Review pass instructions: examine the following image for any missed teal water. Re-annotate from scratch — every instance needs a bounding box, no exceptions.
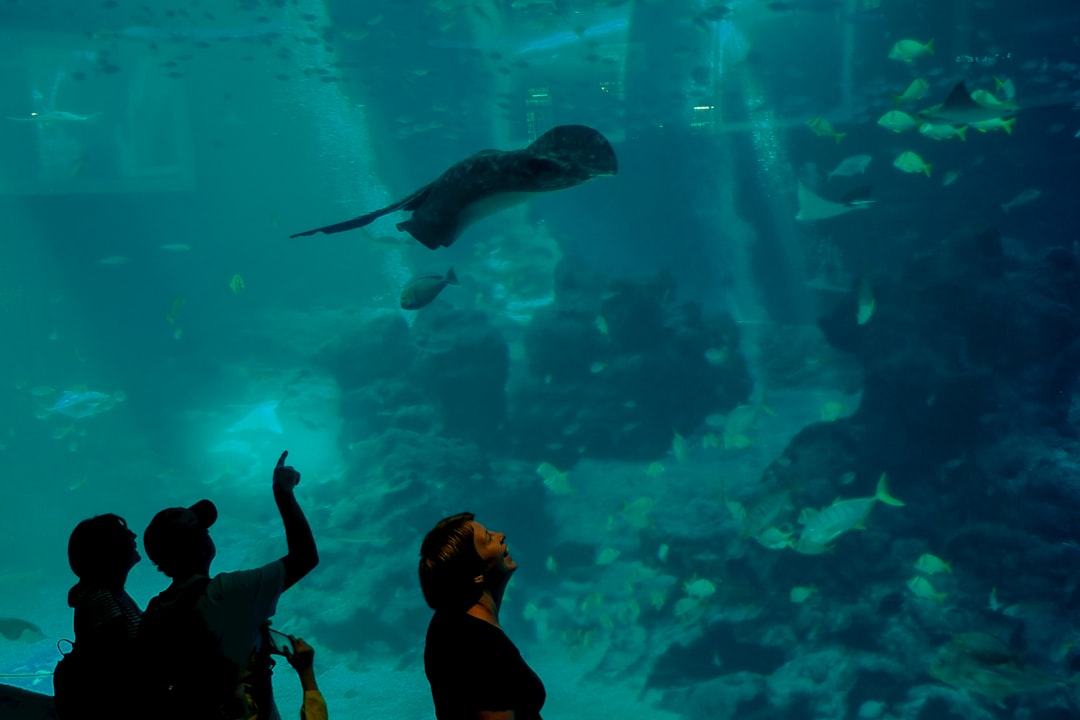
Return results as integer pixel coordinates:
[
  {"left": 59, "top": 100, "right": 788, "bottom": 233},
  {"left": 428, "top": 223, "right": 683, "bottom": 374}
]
[{"left": 2, "top": 1, "right": 1079, "bottom": 718}]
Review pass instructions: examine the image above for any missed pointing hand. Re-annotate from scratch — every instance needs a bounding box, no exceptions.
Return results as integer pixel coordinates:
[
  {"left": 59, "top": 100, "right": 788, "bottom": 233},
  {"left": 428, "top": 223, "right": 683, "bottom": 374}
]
[{"left": 273, "top": 450, "right": 301, "bottom": 492}]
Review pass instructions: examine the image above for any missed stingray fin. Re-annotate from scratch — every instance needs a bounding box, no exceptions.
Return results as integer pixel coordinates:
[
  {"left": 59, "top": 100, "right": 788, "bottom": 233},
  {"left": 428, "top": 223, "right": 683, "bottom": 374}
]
[
  {"left": 396, "top": 218, "right": 443, "bottom": 249},
  {"left": 399, "top": 183, "right": 433, "bottom": 212},
  {"left": 528, "top": 124, "right": 618, "bottom": 176},
  {"left": 290, "top": 183, "right": 433, "bottom": 238}
]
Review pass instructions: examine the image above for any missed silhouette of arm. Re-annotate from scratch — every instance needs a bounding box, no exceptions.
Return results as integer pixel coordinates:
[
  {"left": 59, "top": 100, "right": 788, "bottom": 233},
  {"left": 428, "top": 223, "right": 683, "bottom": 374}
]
[{"left": 272, "top": 451, "right": 319, "bottom": 590}]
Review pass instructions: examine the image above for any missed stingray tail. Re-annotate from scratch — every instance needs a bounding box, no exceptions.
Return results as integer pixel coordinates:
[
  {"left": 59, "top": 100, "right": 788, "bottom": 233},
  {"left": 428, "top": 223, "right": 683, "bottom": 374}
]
[
  {"left": 289, "top": 211, "right": 384, "bottom": 238},
  {"left": 290, "top": 184, "right": 432, "bottom": 238}
]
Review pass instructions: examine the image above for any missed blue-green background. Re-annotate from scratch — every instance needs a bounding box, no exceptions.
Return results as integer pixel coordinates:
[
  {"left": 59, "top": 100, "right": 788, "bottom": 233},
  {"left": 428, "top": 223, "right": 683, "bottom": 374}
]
[{"left": 1, "top": 1, "right": 1079, "bottom": 718}]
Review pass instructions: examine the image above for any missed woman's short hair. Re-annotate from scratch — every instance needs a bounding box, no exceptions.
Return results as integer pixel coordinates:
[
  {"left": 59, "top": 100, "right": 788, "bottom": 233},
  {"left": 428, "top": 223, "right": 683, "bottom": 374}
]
[
  {"left": 68, "top": 514, "right": 131, "bottom": 582},
  {"left": 418, "top": 512, "right": 486, "bottom": 611}
]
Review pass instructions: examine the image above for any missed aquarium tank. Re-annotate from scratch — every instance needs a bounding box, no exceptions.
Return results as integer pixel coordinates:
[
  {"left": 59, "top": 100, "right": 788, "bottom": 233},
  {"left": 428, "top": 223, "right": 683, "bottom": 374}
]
[{"left": 1, "top": 0, "right": 1080, "bottom": 718}]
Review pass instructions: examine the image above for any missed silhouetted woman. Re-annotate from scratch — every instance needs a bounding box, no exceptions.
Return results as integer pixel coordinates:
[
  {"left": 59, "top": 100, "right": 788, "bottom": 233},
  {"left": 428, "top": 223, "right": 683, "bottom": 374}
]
[
  {"left": 57, "top": 514, "right": 142, "bottom": 719},
  {"left": 420, "top": 512, "right": 545, "bottom": 720}
]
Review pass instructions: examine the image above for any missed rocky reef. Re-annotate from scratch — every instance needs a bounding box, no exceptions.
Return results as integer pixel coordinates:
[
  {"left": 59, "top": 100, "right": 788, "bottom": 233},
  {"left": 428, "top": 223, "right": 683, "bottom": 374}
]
[
  {"left": 511, "top": 259, "right": 752, "bottom": 466},
  {"left": 630, "top": 226, "right": 1080, "bottom": 718},
  {"left": 304, "top": 225, "right": 1080, "bottom": 719},
  {"left": 319, "top": 302, "right": 509, "bottom": 450},
  {"left": 310, "top": 260, "right": 752, "bottom": 660}
]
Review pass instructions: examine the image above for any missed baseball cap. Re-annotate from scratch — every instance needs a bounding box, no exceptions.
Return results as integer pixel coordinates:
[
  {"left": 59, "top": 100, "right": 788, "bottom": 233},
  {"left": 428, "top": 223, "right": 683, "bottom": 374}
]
[{"left": 143, "top": 499, "right": 218, "bottom": 569}]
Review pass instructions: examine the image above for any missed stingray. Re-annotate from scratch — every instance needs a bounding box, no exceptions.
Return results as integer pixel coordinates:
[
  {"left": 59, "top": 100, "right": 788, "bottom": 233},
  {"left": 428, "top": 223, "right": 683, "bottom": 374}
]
[
  {"left": 795, "top": 182, "right": 873, "bottom": 222},
  {"left": 0, "top": 617, "right": 45, "bottom": 643},
  {"left": 291, "top": 124, "right": 618, "bottom": 250}
]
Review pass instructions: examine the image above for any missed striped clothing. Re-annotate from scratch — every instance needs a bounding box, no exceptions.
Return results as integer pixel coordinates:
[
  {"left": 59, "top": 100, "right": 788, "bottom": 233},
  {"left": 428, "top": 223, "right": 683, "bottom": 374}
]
[
  {"left": 71, "top": 584, "right": 142, "bottom": 647},
  {"left": 60, "top": 584, "right": 143, "bottom": 720}
]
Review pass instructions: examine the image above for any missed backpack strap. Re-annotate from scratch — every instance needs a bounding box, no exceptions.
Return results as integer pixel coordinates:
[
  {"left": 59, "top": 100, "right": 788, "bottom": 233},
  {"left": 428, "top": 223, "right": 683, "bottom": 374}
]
[
  {"left": 144, "top": 575, "right": 212, "bottom": 613},
  {"left": 139, "top": 575, "right": 245, "bottom": 720}
]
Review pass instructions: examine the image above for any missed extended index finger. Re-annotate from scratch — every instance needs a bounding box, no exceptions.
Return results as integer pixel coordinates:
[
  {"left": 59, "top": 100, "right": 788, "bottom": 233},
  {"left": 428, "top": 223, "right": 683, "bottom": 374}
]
[{"left": 277, "top": 450, "right": 289, "bottom": 468}]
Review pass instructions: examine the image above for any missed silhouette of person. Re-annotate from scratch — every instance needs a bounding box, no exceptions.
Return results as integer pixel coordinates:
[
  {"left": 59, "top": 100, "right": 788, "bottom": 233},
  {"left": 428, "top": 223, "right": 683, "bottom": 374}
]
[
  {"left": 139, "top": 450, "right": 319, "bottom": 720},
  {"left": 58, "top": 514, "right": 142, "bottom": 720},
  {"left": 419, "top": 512, "right": 545, "bottom": 720}
]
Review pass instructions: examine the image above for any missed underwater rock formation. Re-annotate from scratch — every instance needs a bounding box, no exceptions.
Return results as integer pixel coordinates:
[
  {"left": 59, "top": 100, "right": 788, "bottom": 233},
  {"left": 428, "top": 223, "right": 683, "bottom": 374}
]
[
  {"left": 767, "top": 225, "right": 1080, "bottom": 522},
  {"left": 319, "top": 304, "right": 509, "bottom": 449},
  {"left": 319, "top": 312, "right": 422, "bottom": 443},
  {"left": 309, "top": 307, "right": 513, "bottom": 655},
  {"left": 411, "top": 302, "right": 510, "bottom": 448},
  {"left": 511, "top": 260, "right": 751, "bottom": 465},
  {"left": 816, "top": 225, "right": 1080, "bottom": 474},
  {"left": 710, "top": 226, "right": 1080, "bottom": 719},
  {"left": 305, "top": 426, "right": 493, "bottom": 653}
]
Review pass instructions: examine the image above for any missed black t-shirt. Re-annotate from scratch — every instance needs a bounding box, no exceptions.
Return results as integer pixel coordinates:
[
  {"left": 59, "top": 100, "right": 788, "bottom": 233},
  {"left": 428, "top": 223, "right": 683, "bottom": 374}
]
[{"left": 424, "top": 611, "right": 545, "bottom": 720}]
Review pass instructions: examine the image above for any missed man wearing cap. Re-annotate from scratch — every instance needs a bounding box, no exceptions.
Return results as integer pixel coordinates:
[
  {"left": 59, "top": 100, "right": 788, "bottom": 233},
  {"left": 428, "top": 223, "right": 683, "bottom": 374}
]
[{"left": 139, "top": 450, "right": 319, "bottom": 720}]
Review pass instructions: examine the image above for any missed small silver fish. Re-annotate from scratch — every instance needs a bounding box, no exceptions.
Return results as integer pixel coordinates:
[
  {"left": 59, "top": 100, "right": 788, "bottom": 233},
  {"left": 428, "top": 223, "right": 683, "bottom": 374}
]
[
  {"left": 7, "top": 110, "right": 101, "bottom": 124},
  {"left": 400, "top": 267, "right": 458, "bottom": 310},
  {"left": 47, "top": 389, "right": 124, "bottom": 419},
  {"left": 827, "top": 154, "right": 872, "bottom": 179},
  {"left": 1001, "top": 188, "right": 1041, "bottom": 213}
]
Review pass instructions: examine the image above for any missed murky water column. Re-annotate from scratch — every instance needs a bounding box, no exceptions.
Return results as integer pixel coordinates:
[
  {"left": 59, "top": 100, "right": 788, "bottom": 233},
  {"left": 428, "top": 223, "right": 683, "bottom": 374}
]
[
  {"left": 278, "top": 0, "right": 410, "bottom": 291},
  {"left": 704, "top": 20, "right": 764, "bottom": 326},
  {"left": 738, "top": 69, "right": 817, "bottom": 326},
  {"left": 706, "top": 16, "right": 817, "bottom": 397}
]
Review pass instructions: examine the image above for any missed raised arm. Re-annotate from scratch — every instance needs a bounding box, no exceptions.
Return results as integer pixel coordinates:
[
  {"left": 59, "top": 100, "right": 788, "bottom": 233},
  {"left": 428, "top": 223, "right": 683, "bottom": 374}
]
[{"left": 272, "top": 451, "right": 319, "bottom": 590}]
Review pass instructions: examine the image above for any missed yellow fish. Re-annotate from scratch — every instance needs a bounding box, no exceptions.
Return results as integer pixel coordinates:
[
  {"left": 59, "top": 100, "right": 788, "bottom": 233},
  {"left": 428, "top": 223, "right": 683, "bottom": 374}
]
[
  {"left": 915, "top": 553, "right": 952, "bottom": 575},
  {"left": 877, "top": 110, "right": 920, "bottom": 133},
  {"left": 795, "top": 474, "right": 903, "bottom": 554},
  {"left": 537, "top": 462, "right": 575, "bottom": 495},
  {"left": 888, "top": 38, "right": 934, "bottom": 62},
  {"left": 621, "top": 497, "right": 654, "bottom": 530},
  {"left": 893, "top": 151, "right": 932, "bottom": 177},
  {"left": 165, "top": 296, "right": 186, "bottom": 325},
  {"left": 650, "top": 590, "right": 667, "bottom": 611},
  {"left": 229, "top": 274, "right": 245, "bottom": 295},
  {"left": 672, "top": 430, "right": 690, "bottom": 464},
  {"left": 820, "top": 401, "right": 846, "bottom": 421},
  {"left": 970, "top": 117, "right": 1016, "bottom": 135},
  {"left": 684, "top": 577, "right": 716, "bottom": 598},
  {"left": 918, "top": 123, "right": 968, "bottom": 142},
  {"left": 907, "top": 576, "right": 946, "bottom": 604},
  {"left": 894, "top": 78, "right": 929, "bottom": 104},
  {"left": 857, "top": 276, "right": 875, "bottom": 325},
  {"left": 807, "top": 116, "right": 846, "bottom": 143},
  {"left": 596, "top": 548, "right": 621, "bottom": 565}
]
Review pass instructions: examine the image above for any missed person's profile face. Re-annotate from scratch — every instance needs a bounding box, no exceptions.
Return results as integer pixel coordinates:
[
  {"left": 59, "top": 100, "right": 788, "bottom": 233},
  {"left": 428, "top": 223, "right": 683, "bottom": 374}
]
[
  {"left": 126, "top": 527, "right": 141, "bottom": 568},
  {"left": 471, "top": 521, "right": 516, "bottom": 577}
]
